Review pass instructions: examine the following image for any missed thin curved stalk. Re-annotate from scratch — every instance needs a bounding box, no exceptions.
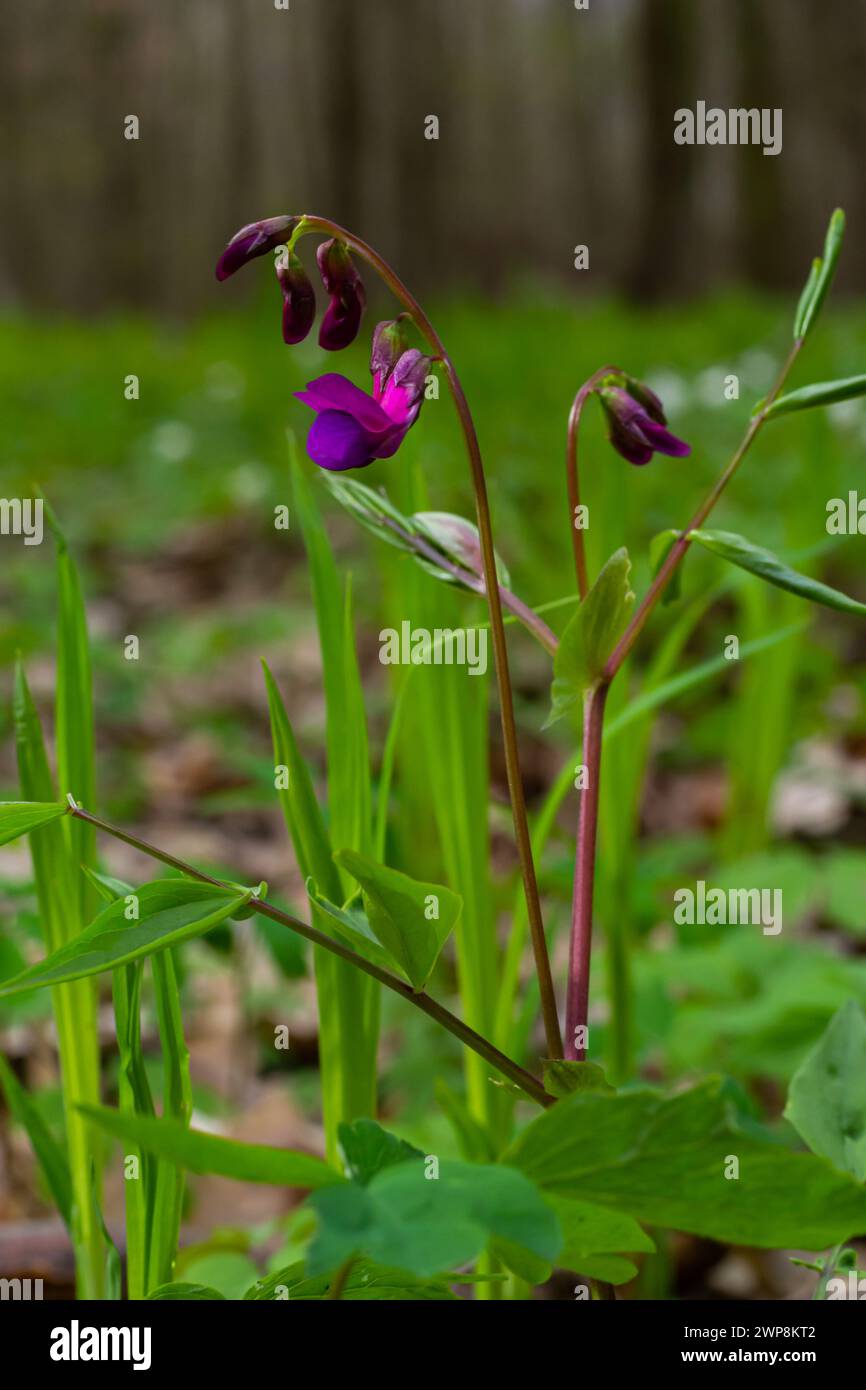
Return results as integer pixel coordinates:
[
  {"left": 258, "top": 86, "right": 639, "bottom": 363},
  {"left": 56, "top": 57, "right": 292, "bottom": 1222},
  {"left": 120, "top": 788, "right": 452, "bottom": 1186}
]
[
  {"left": 565, "top": 365, "right": 623, "bottom": 598},
  {"left": 297, "top": 215, "right": 562, "bottom": 1060},
  {"left": 68, "top": 805, "right": 552, "bottom": 1109},
  {"left": 565, "top": 338, "right": 805, "bottom": 1059}
]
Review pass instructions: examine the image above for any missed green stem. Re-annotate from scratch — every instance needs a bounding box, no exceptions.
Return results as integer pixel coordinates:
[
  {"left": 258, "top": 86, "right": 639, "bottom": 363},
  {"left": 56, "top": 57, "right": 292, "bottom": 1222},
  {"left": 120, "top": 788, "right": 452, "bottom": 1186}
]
[
  {"left": 297, "top": 216, "right": 563, "bottom": 1062},
  {"left": 68, "top": 805, "right": 552, "bottom": 1110}
]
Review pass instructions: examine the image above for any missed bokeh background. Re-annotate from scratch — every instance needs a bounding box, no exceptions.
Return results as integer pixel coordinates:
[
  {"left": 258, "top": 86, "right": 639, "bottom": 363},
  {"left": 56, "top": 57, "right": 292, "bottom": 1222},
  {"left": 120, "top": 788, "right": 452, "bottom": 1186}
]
[{"left": 2, "top": 0, "right": 866, "bottom": 1299}]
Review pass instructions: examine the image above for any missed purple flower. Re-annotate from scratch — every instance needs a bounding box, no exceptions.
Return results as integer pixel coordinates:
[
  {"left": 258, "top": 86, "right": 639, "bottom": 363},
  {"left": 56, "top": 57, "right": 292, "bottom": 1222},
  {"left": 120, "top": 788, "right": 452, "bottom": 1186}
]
[
  {"left": 276, "top": 250, "right": 316, "bottom": 345},
  {"left": 316, "top": 239, "right": 366, "bottom": 351},
  {"left": 296, "top": 341, "right": 431, "bottom": 472},
  {"left": 215, "top": 216, "right": 298, "bottom": 282},
  {"left": 598, "top": 385, "right": 691, "bottom": 466}
]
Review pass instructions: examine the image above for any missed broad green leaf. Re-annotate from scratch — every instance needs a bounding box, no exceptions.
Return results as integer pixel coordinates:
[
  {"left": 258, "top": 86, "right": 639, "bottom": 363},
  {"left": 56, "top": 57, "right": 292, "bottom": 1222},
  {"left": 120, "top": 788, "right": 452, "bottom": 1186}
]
[
  {"left": 337, "top": 1119, "right": 423, "bottom": 1185},
  {"left": 147, "top": 1283, "right": 226, "bottom": 1301},
  {"left": 689, "top": 529, "right": 866, "bottom": 616},
  {"left": 763, "top": 373, "right": 866, "bottom": 420},
  {"left": 504, "top": 1078, "right": 866, "bottom": 1249},
  {"left": 794, "top": 208, "right": 845, "bottom": 341},
  {"left": 334, "top": 848, "right": 462, "bottom": 991},
  {"left": 0, "top": 801, "right": 69, "bottom": 846},
  {"left": 179, "top": 1251, "right": 260, "bottom": 1301},
  {"left": 244, "top": 1258, "right": 457, "bottom": 1301},
  {"left": 547, "top": 547, "right": 634, "bottom": 726},
  {"left": 785, "top": 1001, "right": 866, "bottom": 1180},
  {"left": 0, "top": 1053, "right": 72, "bottom": 1227},
  {"left": 307, "top": 1158, "right": 560, "bottom": 1279},
  {"left": 0, "top": 880, "right": 252, "bottom": 998},
  {"left": 80, "top": 1105, "right": 342, "bottom": 1189},
  {"left": 552, "top": 1196, "right": 654, "bottom": 1267},
  {"left": 542, "top": 1060, "right": 614, "bottom": 1098}
]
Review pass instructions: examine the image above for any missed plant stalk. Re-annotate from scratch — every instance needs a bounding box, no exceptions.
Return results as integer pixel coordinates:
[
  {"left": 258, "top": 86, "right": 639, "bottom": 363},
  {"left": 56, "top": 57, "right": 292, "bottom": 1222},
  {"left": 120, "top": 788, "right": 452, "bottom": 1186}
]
[
  {"left": 69, "top": 805, "right": 553, "bottom": 1109},
  {"left": 566, "top": 366, "right": 623, "bottom": 599},
  {"left": 298, "top": 215, "right": 562, "bottom": 1060},
  {"left": 565, "top": 339, "right": 805, "bottom": 1055}
]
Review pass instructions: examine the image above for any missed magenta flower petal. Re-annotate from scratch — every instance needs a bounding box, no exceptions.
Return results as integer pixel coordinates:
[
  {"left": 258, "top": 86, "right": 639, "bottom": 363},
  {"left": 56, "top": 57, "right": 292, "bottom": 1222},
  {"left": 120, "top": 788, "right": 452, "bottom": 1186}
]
[
  {"left": 599, "top": 385, "right": 690, "bottom": 467},
  {"left": 295, "top": 373, "right": 394, "bottom": 435},
  {"left": 306, "top": 410, "right": 378, "bottom": 472}
]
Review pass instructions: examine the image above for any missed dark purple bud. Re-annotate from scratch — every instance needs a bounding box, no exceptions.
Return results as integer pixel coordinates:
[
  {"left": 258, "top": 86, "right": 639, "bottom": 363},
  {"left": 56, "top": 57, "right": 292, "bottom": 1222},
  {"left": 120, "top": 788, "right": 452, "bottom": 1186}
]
[
  {"left": 317, "top": 239, "right": 366, "bottom": 350},
  {"left": 276, "top": 250, "right": 316, "bottom": 345},
  {"left": 215, "top": 215, "right": 299, "bottom": 282},
  {"left": 599, "top": 385, "right": 691, "bottom": 467},
  {"left": 621, "top": 373, "right": 667, "bottom": 425},
  {"left": 370, "top": 319, "right": 409, "bottom": 394}
]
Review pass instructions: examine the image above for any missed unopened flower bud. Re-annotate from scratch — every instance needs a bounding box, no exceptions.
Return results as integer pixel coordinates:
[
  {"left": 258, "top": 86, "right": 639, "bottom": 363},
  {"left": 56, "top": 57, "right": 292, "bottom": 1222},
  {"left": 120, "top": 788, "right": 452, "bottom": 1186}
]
[
  {"left": 215, "top": 215, "right": 299, "bottom": 282},
  {"left": 598, "top": 385, "right": 691, "bottom": 467},
  {"left": 276, "top": 250, "right": 316, "bottom": 345},
  {"left": 316, "top": 239, "right": 366, "bottom": 351},
  {"left": 370, "top": 319, "right": 410, "bottom": 394}
]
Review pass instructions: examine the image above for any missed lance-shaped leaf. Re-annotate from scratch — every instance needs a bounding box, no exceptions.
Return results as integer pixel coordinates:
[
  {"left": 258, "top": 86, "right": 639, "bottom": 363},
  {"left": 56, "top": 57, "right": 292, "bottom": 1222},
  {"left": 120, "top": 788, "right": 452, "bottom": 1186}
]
[
  {"left": 80, "top": 1105, "right": 341, "bottom": 1189},
  {"left": 306, "top": 1158, "right": 561, "bottom": 1278},
  {"left": 322, "top": 474, "right": 510, "bottom": 590},
  {"left": 547, "top": 547, "right": 634, "bottom": 726},
  {"left": 503, "top": 1078, "right": 866, "bottom": 1250},
  {"left": 762, "top": 373, "right": 866, "bottom": 421},
  {"left": 785, "top": 1001, "right": 866, "bottom": 1181},
  {"left": 688, "top": 529, "right": 866, "bottom": 616},
  {"left": 334, "top": 848, "right": 462, "bottom": 992},
  {"left": 0, "top": 880, "right": 253, "bottom": 999},
  {"left": 0, "top": 800, "right": 69, "bottom": 846},
  {"left": 794, "top": 208, "right": 845, "bottom": 341}
]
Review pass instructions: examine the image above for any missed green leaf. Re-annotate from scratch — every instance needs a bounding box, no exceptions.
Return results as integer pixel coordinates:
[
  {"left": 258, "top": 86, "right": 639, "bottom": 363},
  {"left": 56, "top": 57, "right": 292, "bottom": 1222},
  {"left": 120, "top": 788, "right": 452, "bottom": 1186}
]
[
  {"left": 552, "top": 1196, "right": 654, "bottom": 1268},
  {"left": 147, "top": 1283, "right": 226, "bottom": 1301},
  {"left": 333, "top": 848, "right": 462, "bottom": 991},
  {"left": 178, "top": 1252, "right": 260, "bottom": 1301},
  {"left": 308, "top": 883, "right": 396, "bottom": 975},
  {"left": 542, "top": 1060, "right": 615, "bottom": 1099},
  {"left": 785, "top": 1001, "right": 866, "bottom": 1180},
  {"left": 689, "top": 529, "right": 866, "bottom": 617},
  {"left": 763, "top": 373, "right": 866, "bottom": 420},
  {"left": 0, "top": 1053, "right": 73, "bottom": 1227},
  {"left": 79, "top": 1105, "right": 342, "bottom": 1189},
  {"left": 307, "top": 1158, "right": 561, "bottom": 1279},
  {"left": 504, "top": 1078, "right": 866, "bottom": 1249},
  {"left": 337, "top": 1119, "right": 423, "bottom": 1185},
  {"left": 244, "top": 1258, "right": 457, "bottom": 1301},
  {"left": 794, "top": 208, "right": 845, "bottom": 341},
  {"left": 822, "top": 851, "right": 866, "bottom": 935},
  {"left": 0, "top": 801, "right": 69, "bottom": 846},
  {"left": 547, "top": 547, "right": 634, "bottom": 727},
  {"left": 0, "top": 880, "right": 252, "bottom": 998}
]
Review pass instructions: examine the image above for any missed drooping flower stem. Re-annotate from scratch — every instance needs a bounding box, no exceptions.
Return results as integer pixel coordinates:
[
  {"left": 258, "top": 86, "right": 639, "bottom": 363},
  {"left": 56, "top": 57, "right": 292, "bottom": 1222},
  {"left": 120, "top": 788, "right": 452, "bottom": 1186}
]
[
  {"left": 68, "top": 804, "right": 553, "bottom": 1109},
  {"left": 566, "top": 366, "right": 624, "bottom": 598},
  {"left": 565, "top": 338, "right": 805, "bottom": 1060},
  {"left": 296, "top": 216, "right": 563, "bottom": 1061}
]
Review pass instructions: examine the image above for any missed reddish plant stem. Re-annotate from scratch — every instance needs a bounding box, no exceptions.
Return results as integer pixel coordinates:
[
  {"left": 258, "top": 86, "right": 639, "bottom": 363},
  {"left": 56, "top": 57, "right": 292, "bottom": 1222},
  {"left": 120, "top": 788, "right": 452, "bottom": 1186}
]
[
  {"left": 566, "top": 366, "right": 624, "bottom": 598},
  {"left": 564, "top": 682, "right": 608, "bottom": 1059},
  {"left": 565, "top": 339, "right": 804, "bottom": 1056},
  {"left": 299, "top": 215, "right": 563, "bottom": 1059}
]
